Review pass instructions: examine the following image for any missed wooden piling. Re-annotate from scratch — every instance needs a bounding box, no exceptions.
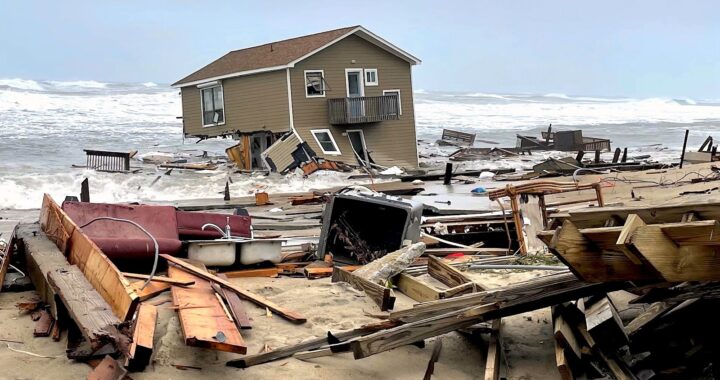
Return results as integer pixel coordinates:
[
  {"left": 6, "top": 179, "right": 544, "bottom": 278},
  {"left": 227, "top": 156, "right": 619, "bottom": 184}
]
[
  {"left": 443, "top": 163, "right": 453, "bottom": 185},
  {"left": 680, "top": 129, "right": 689, "bottom": 168},
  {"left": 80, "top": 178, "right": 90, "bottom": 203}
]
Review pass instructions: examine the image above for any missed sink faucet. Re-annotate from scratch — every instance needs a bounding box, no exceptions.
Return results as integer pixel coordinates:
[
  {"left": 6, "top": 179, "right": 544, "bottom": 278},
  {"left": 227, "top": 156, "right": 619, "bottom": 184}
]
[{"left": 201, "top": 217, "right": 232, "bottom": 239}]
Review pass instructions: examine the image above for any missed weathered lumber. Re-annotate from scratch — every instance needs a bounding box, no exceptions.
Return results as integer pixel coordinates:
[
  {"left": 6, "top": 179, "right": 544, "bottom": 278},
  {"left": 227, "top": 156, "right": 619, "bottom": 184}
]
[
  {"left": 33, "top": 309, "right": 55, "bottom": 337},
  {"left": 40, "top": 194, "right": 139, "bottom": 320},
  {"left": 168, "top": 264, "right": 247, "bottom": 354},
  {"left": 18, "top": 224, "right": 67, "bottom": 318},
  {"left": 552, "top": 307, "right": 581, "bottom": 359},
  {"left": 87, "top": 355, "right": 127, "bottom": 380},
  {"left": 127, "top": 303, "right": 157, "bottom": 371},
  {"left": 122, "top": 273, "right": 194, "bottom": 287},
  {"left": 130, "top": 281, "right": 171, "bottom": 302},
  {"left": 226, "top": 320, "right": 402, "bottom": 368},
  {"left": 584, "top": 297, "right": 628, "bottom": 350},
  {"left": 438, "top": 282, "right": 477, "bottom": 299},
  {"left": 423, "top": 338, "right": 443, "bottom": 380},
  {"left": 293, "top": 347, "right": 334, "bottom": 360},
  {"left": 353, "top": 243, "right": 426, "bottom": 284},
  {"left": 48, "top": 266, "right": 125, "bottom": 351},
  {"left": 161, "top": 254, "right": 306, "bottom": 323},
  {"left": 568, "top": 200, "right": 720, "bottom": 229},
  {"left": 221, "top": 268, "right": 280, "bottom": 278},
  {"left": 624, "top": 301, "right": 678, "bottom": 337},
  {"left": 554, "top": 341, "right": 574, "bottom": 380},
  {"left": 352, "top": 275, "right": 622, "bottom": 359},
  {"left": 215, "top": 274, "right": 252, "bottom": 329},
  {"left": 304, "top": 265, "right": 360, "bottom": 279},
  {"left": 332, "top": 267, "right": 396, "bottom": 311},
  {"left": 484, "top": 319, "right": 502, "bottom": 380},
  {"left": 428, "top": 255, "right": 483, "bottom": 291},
  {"left": 394, "top": 273, "right": 441, "bottom": 303}
]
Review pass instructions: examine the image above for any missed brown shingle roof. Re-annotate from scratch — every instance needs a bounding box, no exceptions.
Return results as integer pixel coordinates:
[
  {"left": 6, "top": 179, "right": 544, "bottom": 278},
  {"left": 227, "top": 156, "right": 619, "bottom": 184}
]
[{"left": 173, "top": 26, "right": 359, "bottom": 87}]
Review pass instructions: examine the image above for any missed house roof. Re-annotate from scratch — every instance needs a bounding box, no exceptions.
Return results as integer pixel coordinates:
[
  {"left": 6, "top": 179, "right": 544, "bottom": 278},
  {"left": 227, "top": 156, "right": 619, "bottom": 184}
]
[{"left": 172, "top": 26, "right": 421, "bottom": 87}]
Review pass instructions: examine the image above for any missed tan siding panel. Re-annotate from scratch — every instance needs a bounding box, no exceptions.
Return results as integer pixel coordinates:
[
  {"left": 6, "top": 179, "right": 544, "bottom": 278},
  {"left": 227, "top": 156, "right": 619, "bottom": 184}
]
[
  {"left": 290, "top": 35, "right": 418, "bottom": 168},
  {"left": 264, "top": 133, "right": 301, "bottom": 171},
  {"left": 182, "top": 70, "right": 291, "bottom": 138}
]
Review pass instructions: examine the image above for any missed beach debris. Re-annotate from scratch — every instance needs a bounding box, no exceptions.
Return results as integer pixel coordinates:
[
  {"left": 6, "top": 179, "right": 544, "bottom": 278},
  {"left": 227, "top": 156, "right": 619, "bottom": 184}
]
[
  {"left": 84, "top": 149, "right": 134, "bottom": 172},
  {"left": 353, "top": 242, "right": 426, "bottom": 285},
  {"left": 436, "top": 128, "right": 476, "bottom": 147}
]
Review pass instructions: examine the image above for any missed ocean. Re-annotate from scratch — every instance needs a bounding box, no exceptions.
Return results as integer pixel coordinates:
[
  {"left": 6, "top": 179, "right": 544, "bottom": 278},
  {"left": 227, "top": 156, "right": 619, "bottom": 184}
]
[{"left": 1, "top": 78, "right": 720, "bottom": 210}]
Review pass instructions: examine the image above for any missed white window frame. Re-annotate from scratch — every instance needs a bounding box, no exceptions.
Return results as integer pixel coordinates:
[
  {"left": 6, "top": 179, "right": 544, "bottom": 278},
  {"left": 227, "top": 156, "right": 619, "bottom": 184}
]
[
  {"left": 304, "top": 70, "right": 326, "bottom": 98},
  {"left": 345, "top": 68, "right": 365, "bottom": 97},
  {"left": 383, "top": 89, "right": 402, "bottom": 115},
  {"left": 199, "top": 84, "right": 226, "bottom": 128},
  {"left": 364, "top": 68, "right": 378, "bottom": 86},
  {"left": 310, "top": 129, "right": 341, "bottom": 155}
]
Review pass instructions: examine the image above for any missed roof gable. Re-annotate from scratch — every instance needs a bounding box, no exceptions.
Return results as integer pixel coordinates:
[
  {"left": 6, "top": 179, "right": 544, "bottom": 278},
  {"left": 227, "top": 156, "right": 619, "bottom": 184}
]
[{"left": 172, "top": 26, "right": 420, "bottom": 87}]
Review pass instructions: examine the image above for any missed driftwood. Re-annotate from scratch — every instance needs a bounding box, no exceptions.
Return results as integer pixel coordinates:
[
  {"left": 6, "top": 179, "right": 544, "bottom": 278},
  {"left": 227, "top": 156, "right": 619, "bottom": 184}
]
[{"left": 353, "top": 242, "right": 426, "bottom": 284}]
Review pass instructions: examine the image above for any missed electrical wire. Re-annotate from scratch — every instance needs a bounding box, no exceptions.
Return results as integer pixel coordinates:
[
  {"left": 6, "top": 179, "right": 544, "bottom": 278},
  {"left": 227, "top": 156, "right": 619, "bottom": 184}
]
[{"left": 80, "top": 217, "right": 159, "bottom": 290}]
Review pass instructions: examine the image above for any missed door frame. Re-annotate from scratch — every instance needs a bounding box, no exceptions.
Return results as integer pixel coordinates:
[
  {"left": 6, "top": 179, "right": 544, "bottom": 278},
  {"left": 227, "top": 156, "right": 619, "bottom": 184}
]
[
  {"left": 346, "top": 129, "right": 369, "bottom": 163},
  {"left": 344, "top": 68, "right": 365, "bottom": 97}
]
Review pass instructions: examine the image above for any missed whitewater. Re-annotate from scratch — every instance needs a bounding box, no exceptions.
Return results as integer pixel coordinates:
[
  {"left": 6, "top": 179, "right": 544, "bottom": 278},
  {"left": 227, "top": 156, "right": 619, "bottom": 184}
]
[{"left": 1, "top": 78, "right": 720, "bottom": 210}]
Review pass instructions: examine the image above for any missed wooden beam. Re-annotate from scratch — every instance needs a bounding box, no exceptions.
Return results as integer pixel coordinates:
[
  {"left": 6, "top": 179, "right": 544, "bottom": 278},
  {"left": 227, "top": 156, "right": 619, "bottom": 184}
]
[
  {"left": 122, "top": 273, "right": 194, "bottom": 287},
  {"left": 551, "top": 220, "right": 654, "bottom": 282},
  {"left": 439, "top": 282, "right": 477, "bottom": 299},
  {"left": 215, "top": 274, "right": 252, "bottom": 330},
  {"left": 87, "top": 355, "right": 127, "bottom": 380},
  {"left": 568, "top": 200, "right": 720, "bottom": 229},
  {"left": 40, "top": 194, "right": 138, "bottom": 320},
  {"left": 626, "top": 220, "right": 720, "bottom": 281},
  {"left": 161, "top": 254, "right": 306, "bottom": 323},
  {"left": 33, "top": 309, "right": 55, "bottom": 337},
  {"left": 484, "top": 319, "right": 502, "bottom": 380},
  {"left": 47, "top": 266, "right": 125, "bottom": 351},
  {"left": 624, "top": 301, "right": 677, "bottom": 337},
  {"left": 553, "top": 308, "right": 581, "bottom": 359},
  {"left": 394, "top": 273, "right": 441, "bottom": 303},
  {"left": 615, "top": 214, "right": 646, "bottom": 264},
  {"left": 584, "top": 297, "right": 628, "bottom": 349},
  {"left": 18, "top": 224, "right": 68, "bottom": 318},
  {"left": 221, "top": 268, "right": 280, "bottom": 278},
  {"left": 226, "top": 320, "right": 402, "bottom": 368},
  {"left": 554, "top": 341, "right": 574, "bottom": 380},
  {"left": 127, "top": 303, "right": 157, "bottom": 371},
  {"left": 658, "top": 220, "right": 720, "bottom": 246},
  {"left": 129, "top": 281, "right": 171, "bottom": 302},
  {"left": 304, "top": 266, "right": 360, "bottom": 279},
  {"left": 331, "top": 267, "right": 395, "bottom": 311},
  {"left": 428, "top": 255, "right": 482, "bottom": 290},
  {"left": 168, "top": 264, "right": 247, "bottom": 354}
]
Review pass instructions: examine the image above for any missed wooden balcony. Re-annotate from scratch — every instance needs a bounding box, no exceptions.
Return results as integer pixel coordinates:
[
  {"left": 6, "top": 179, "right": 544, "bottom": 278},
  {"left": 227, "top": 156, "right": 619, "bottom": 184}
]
[{"left": 327, "top": 95, "right": 400, "bottom": 125}]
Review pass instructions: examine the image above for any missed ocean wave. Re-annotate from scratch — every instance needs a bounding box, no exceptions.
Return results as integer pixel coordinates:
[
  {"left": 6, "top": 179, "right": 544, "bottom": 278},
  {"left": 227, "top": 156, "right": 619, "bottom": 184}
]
[
  {"left": 142, "top": 82, "right": 158, "bottom": 87},
  {"left": 47, "top": 80, "right": 108, "bottom": 89},
  {"left": 0, "top": 78, "right": 45, "bottom": 91}
]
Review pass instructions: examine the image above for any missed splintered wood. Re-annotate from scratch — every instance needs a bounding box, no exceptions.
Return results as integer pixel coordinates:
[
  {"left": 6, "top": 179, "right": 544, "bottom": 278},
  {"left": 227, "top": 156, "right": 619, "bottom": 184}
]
[
  {"left": 39, "top": 194, "right": 138, "bottom": 320},
  {"left": 169, "top": 264, "right": 247, "bottom": 354},
  {"left": 541, "top": 201, "right": 720, "bottom": 282}
]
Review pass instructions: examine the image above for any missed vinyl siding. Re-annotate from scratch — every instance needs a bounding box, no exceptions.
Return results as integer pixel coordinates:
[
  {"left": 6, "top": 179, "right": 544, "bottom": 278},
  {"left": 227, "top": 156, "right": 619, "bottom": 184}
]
[
  {"left": 290, "top": 35, "right": 418, "bottom": 168},
  {"left": 263, "top": 132, "right": 301, "bottom": 172},
  {"left": 181, "top": 70, "right": 291, "bottom": 138}
]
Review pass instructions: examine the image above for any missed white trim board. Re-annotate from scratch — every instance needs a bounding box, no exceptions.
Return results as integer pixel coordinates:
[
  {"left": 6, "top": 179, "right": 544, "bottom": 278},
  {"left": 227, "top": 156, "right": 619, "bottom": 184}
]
[
  {"left": 303, "top": 69, "right": 326, "bottom": 98},
  {"left": 364, "top": 69, "right": 378, "bottom": 86},
  {"left": 310, "top": 129, "right": 341, "bottom": 155},
  {"left": 345, "top": 68, "right": 365, "bottom": 97},
  {"left": 200, "top": 83, "right": 226, "bottom": 128}
]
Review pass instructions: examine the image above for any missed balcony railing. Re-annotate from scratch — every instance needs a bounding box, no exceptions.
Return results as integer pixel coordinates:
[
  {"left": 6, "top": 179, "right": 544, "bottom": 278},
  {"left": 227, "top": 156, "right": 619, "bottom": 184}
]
[{"left": 327, "top": 95, "right": 401, "bottom": 125}]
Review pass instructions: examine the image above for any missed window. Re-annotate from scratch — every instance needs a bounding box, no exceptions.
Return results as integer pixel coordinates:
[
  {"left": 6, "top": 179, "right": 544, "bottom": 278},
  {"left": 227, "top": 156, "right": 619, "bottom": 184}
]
[
  {"left": 201, "top": 85, "right": 225, "bottom": 126},
  {"left": 383, "top": 89, "right": 402, "bottom": 115},
  {"left": 310, "top": 129, "right": 341, "bottom": 155},
  {"left": 305, "top": 70, "right": 326, "bottom": 97},
  {"left": 364, "top": 69, "right": 378, "bottom": 86}
]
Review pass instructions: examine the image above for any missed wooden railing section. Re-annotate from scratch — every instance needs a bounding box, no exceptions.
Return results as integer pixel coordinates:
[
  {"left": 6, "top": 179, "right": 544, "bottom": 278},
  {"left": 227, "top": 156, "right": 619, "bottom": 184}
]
[{"left": 327, "top": 95, "right": 400, "bottom": 125}]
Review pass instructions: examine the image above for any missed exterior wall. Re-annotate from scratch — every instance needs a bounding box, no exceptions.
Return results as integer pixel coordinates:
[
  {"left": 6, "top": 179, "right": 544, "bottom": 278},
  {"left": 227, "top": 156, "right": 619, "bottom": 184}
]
[
  {"left": 290, "top": 35, "right": 418, "bottom": 168},
  {"left": 180, "top": 70, "right": 290, "bottom": 138}
]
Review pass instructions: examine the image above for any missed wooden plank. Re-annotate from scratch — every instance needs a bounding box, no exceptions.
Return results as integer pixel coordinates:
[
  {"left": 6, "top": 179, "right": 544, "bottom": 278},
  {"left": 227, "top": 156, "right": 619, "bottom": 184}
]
[
  {"left": 554, "top": 341, "right": 574, "bottom": 380},
  {"left": 624, "top": 301, "right": 676, "bottom": 337},
  {"left": 127, "top": 303, "right": 157, "bottom": 371},
  {"left": 221, "top": 268, "right": 280, "bottom": 278},
  {"left": 331, "top": 267, "right": 395, "bottom": 311},
  {"left": 216, "top": 274, "right": 252, "bottom": 330},
  {"left": 226, "top": 319, "right": 402, "bottom": 368},
  {"left": 615, "top": 214, "right": 646, "bottom": 264},
  {"left": 584, "top": 297, "right": 628, "bottom": 349},
  {"left": 659, "top": 220, "right": 720, "bottom": 246},
  {"left": 568, "top": 200, "right": 720, "bottom": 229},
  {"left": 626, "top": 218, "right": 720, "bottom": 281},
  {"left": 33, "top": 309, "right": 55, "bottom": 337},
  {"left": 161, "top": 254, "right": 306, "bottom": 323},
  {"left": 427, "top": 255, "right": 478, "bottom": 289},
  {"left": 87, "top": 355, "right": 127, "bottom": 380},
  {"left": 304, "top": 266, "right": 360, "bottom": 279},
  {"left": 423, "top": 338, "right": 443, "bottom": 380},
  {"left": 553, "top": 308, "right": 581, "bottom": 359},
  {"left": 438, "top": 282, "right": 476, "bottom": 299},
  {"left": 122, "top": 273, "right": 194, "bottom": 287},
  {"left": 48, "top": 266, "right": 124, "bottom": 351},
  {"left": 19, "top": 224, "right": 68, "bottom": 318},
  {"left": 168, "top": 264, "right": 247, "bottom": 354},
  {"left": 130, "top": 281, "right": 171, "bottom": 302},
  {"left": 394, "top": 273, "right": 441, "bottom": 303},
  {"left": 484, "top": 319, "right": 502, "bottom": 380},
  {"left": 550, "top": 220, "right": 655, "bottom": 282},
  {"left": 40, "top": 194, "right": 139, "bottom": 320}
]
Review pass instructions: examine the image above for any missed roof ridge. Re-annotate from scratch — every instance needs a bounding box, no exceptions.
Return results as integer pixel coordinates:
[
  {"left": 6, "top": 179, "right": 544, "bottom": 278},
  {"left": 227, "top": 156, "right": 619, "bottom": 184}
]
[{"left": 227, "top": 25, "right": 360, "bottom": 54}]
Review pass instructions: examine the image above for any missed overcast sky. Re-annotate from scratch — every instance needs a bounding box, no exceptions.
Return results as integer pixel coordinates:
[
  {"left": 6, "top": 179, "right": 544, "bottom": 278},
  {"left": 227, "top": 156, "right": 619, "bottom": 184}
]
[{"left": 1, "top": 0, "right": 718, "bottom": 98}]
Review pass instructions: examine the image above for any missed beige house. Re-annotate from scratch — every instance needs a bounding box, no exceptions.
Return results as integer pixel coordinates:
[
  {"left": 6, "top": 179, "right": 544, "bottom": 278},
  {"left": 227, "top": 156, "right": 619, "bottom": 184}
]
[{"left": 172, "top": 26, "right": 421, "bottom": 171}]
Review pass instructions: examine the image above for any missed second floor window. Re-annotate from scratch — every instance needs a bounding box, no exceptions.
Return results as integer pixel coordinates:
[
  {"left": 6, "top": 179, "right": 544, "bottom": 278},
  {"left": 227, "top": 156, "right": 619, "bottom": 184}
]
[
  {"left": 201, "top": 85, "right": 224, "bottom": 126},
  {"left": 305, "top": 70, "right": 325, "bottom": 97}
]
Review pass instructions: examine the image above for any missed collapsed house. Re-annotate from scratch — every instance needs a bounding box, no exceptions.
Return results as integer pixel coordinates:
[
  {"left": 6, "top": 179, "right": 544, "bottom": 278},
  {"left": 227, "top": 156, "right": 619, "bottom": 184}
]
[{"left": 172, "top": 26, "right": 422, "bottom": 172}]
